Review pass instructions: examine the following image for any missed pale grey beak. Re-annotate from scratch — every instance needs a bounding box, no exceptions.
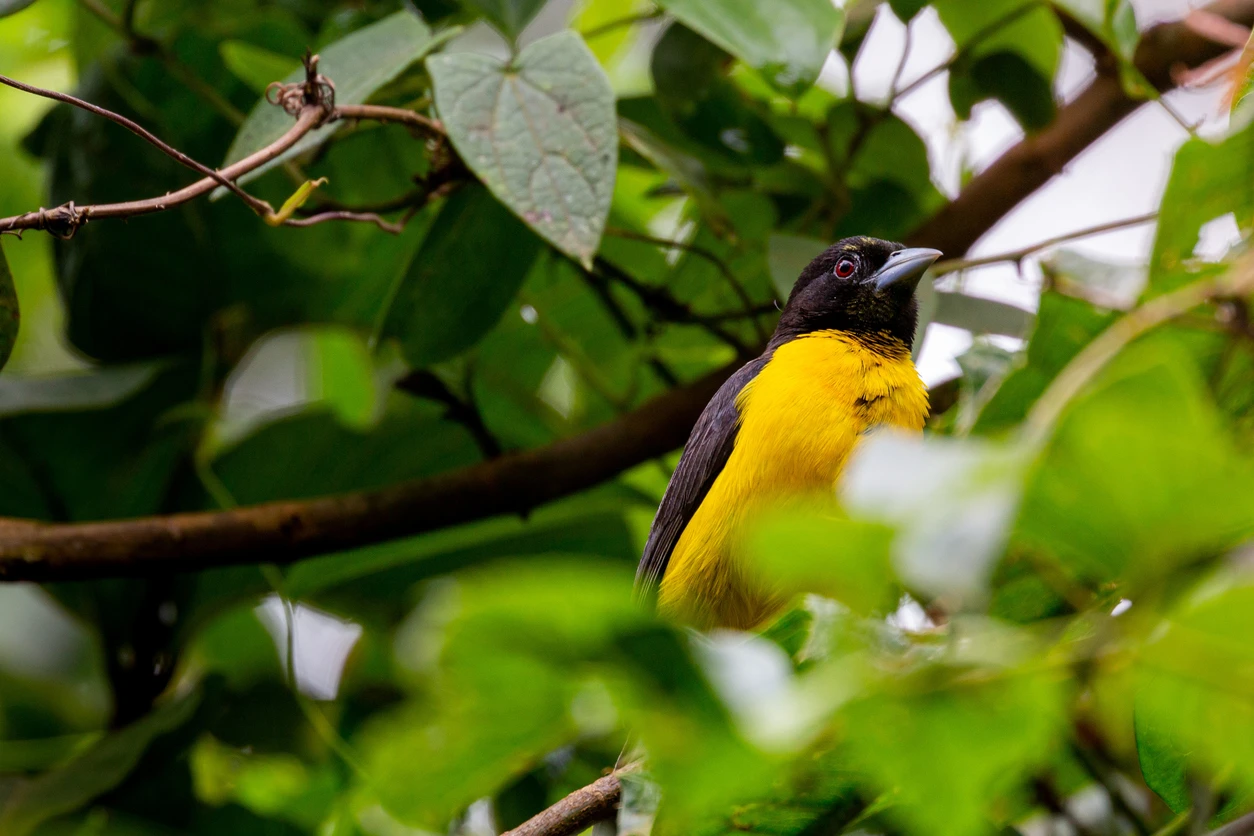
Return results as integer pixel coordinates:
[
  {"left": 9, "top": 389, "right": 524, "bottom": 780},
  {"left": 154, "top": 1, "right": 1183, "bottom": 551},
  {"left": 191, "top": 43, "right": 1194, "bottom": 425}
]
[{"left": 872, "top": 247, "right": 942, "bottom": 292}]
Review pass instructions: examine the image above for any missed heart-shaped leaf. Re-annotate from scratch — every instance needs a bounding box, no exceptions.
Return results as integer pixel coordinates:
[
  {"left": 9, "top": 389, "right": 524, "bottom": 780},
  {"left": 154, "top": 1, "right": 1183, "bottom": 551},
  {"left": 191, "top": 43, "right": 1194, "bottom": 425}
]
[
  {"left": 429, "top": 31, "right": 617, "bottom": 267},
  {"left": 219, "top": 11, "right": 443, "bottom": 191},
  {"left": 657, "top": 0, "right": 843, "bottom": 94}
]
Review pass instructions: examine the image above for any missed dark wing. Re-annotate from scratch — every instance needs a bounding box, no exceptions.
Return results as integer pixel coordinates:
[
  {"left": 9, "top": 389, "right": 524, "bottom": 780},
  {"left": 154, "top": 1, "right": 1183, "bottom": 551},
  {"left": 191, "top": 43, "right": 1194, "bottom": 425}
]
[{"left": 635, "top": 356, "right": 769, "bottom": 600}]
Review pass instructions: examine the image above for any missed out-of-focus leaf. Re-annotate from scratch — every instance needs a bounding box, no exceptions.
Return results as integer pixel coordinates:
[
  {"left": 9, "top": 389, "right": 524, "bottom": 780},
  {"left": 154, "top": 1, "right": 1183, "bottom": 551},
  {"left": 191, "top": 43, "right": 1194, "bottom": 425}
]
[
  {"left": 204, "top": 325, "right": 382, "bottom": 457},
  {"left": 458, "top": 0, "right": 546, "bottom": 39},
  {"left": 0, "top": 692, "right": 199, "bottom": 836},
  {"left": 1015, "top": 346, "right": 1254, "bottom": 584},
  {"left": 1136, "top": 578, "right": 1254, "bottom": 816},
  {"left": 0, "top": 242, "right": 19, "bottom": 373},
  {"left": 202, "top": 392, "right": 480, "bottom": 505},
  {"left": 0, "top": 363, "right": 197, "bottom": 520},
  {"left": 429, "top": 31, "right": 618, "bottom": 267},
  {"left": 655, "top": 0, "right": 843, "bottom": 94},
  {"left": 0, "top": 0, "right": 36, "bottom": 17},
  {"left": 768, "top": 233, "right": 825, "bottom": 300},
  {"left": 841, "top": 433, "right": 1029, "bottom": 605},
  {"left": 937, "top": 1, "right": 1061, "bottom": 130},
  {"left": 190, "top": 734, "right": 338, "bottom": 828},
  {"left": 1043, "top": 249, "right": 1146, "bottom": 309},
  {"left": 933, "top": 291, "right": 1034, "bottom": 338},
  {"left": 745, "top": 508, "right": 898, "bottom": 615},
  {"left": 0, "top": 365, "right": 160, "bottom": 415},
  {"left": 651, "top": 24, "right": 785, "bottom": 168},
  {"left": 1150, "top": 124, "right": 1254, "bottom": 293},
  {"left": 362, "top": 561, "right": 643, "bottom": 826},
  {"left": 220, "top": 12, "right": 442, "bottom": 190},
  {"left": 842, "top": 668, "right": 1067, "bottom": 836},
  {"left": 380, "top": 185, "right": 542, "bottom": 367},
  {"left": 974, "top": 291, "right": 1116, "bottom": 434},
  {"left": 218, "top": 40, "right": 301, "bottom": 94},
  {"left": 1053, "top": 0, "right": 1139, "bottom": 63}
]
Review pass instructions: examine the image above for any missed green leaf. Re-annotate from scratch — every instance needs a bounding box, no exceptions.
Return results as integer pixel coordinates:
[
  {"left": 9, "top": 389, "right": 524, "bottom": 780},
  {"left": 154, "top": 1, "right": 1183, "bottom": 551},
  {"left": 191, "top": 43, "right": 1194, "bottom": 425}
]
[
  {"left": 429, "top": 31, "right": 618, "bottom": 267},
  {"left": 0, "top": 242, "right": 18, "bottom": 373},
  {"left": 841, "top": 668, "right": 1067, "bottom": 836},
  {"left": 841, "top": 434, "right": 1029, "bottom": 604},
  {"left": 0, "top": 692, "right": 200, "bottom": 836},
  {"left": 218, "top": 40, "right": 302, "bottom": 94},
  {"left": 651, "top": 24, "right": 785, "bottom": 168},
  {"left": 746, "top": 509, "right": 898, "bottom": 615},
  {"left": 363, "top": 560, "right": 645, "bottom": 827},
  {"left": 0, "top": 0, "right": 36, "bottom": 18},
  {"left": 932, "top": 291, "right": 1034, "bottom": 338},
  {"left": 1052, "top": 0, "right": 1139, "bottom": 63},
  {"left": 656, "top": 0, "right": 843, "bottom": 94},
  {"left": 381, "top": 186, "right": 542, "bottom": 367},
  {"left": 1015, "top": 345, "right": 1254, "bottom": 585},
  {"left": 458, "top": 0, "right": 546, "bottom": 40},
  {"left": 974, "top": 291, "right": 1117, "bottom": 434},
  {"left": 1136, "top": 578, "right": 1254, "bottom": 816},
  {"left": 937, "top": 1, "right": 1062, "bottom": 130},
  {"left": 768, "top": 234, "right": 825, "bottom": 300},
  {"left": 220, "top": 12, "right": 442, "bottom": 190},
  {"left": 0, "top": 364, "right": 159, "bottom": 415},
  {"left": 1150, "top": 123, "right": 1254, "bottom": 293}
]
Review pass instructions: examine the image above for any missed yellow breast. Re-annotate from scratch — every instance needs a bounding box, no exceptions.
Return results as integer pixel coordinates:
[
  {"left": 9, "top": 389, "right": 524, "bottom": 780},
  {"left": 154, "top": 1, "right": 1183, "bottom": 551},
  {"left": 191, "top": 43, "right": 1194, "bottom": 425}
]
[{"left": 657, "top": 330, "right": 928, "bottom": 630}]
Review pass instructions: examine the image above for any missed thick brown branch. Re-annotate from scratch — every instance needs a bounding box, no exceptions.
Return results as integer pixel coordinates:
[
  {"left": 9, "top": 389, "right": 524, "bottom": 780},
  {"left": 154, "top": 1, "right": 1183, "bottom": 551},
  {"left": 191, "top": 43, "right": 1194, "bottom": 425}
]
[
  {"left": 0, "top": 367, "right": 736, "bottom": 581},
  {"left": 501, "top": 774, "right": 622, "bottom": 836}
]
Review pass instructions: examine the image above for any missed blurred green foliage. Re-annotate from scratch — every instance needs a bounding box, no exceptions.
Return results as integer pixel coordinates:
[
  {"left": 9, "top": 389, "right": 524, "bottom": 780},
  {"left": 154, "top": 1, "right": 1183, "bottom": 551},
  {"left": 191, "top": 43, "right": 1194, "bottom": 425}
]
[{"left": 0, "top": 0, "right": 1251, "bottom": 835}]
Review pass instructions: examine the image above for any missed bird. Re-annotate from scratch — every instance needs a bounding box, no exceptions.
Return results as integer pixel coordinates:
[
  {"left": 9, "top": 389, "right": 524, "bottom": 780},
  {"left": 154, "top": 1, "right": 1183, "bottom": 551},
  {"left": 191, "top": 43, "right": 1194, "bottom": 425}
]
[{"left": 634, "top": 237, "right": 941, "bottom": 631}]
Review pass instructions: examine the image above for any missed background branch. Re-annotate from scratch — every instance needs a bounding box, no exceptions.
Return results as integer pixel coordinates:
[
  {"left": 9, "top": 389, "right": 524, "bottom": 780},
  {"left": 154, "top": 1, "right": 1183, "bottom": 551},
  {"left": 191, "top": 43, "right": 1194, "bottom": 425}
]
[{"left": 501, "top": 773, "right": 622, "bottom": 836}]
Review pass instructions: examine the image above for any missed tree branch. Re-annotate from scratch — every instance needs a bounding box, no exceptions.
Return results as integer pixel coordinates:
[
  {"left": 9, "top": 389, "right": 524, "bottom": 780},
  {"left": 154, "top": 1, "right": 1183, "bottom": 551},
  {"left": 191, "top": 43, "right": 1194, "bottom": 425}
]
[
  {"left": 906, "top": 0, "right": 1254, "bottom": 257},
  {"left": 501, "top": 773, "right": 622, "bottom": 836},
  {"left": 0, "top": 58, "right": 449, "bottom": 239},
  {"left": 0, "top": 0, "right": 1251, "bottom": 581}
]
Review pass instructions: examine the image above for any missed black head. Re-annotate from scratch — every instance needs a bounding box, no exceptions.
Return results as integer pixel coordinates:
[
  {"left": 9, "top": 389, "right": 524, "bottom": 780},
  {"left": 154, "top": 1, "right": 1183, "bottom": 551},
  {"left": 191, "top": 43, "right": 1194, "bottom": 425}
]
[{"left": 772, "top": 236, "right": 942, "bottom": 350}]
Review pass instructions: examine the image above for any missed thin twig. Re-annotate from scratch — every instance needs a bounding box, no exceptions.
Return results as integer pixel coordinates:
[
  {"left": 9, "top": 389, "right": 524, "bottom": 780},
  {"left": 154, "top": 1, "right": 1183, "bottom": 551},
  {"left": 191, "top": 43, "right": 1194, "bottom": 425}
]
[
  {"left": 334, "top": 103, "right": 444, "bottom": 137},
  {"left": 604, "top": 227, "right": 769, "bottom": 342},
  {"left": 888, "top": 17, "right": 915, "bottom": 104},
  {"left": 501, "top": 773, "right": 622, "bottom": 836},
  {"left": 594, "top": 257, "right": 756, "bottom": 358},
  {"left": 283, "top": 210, "right": 405, "bottom": 234},
  {"left": 0, "top": 72, "right": 268, "bottom": 214},
  {"left": 395, "top": 371, "right": 504, "bottom": 459},
  {"left": 931, "top": 212, "right": 1159, "bottom": 276},
  {"left": 0, "top": 107, "right": 323, "bottom": 237}
]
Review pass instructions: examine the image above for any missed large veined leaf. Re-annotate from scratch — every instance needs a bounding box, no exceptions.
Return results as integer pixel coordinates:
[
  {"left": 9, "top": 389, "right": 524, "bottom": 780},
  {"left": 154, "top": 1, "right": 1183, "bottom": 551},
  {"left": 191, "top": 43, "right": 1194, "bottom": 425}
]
[
  {"left": 429, "top": 31, "right": 618, "bottom": 267},
  {"left": 656, "top": 0, "right": 843, "bottom": 94},
  {"left": 219, "top": 12, "right": 443, "bottom": 190},
  {"left": 380, "top": 185, "right": 542, "bottom": 367},
  {"left": 0, "top": 242, "right": 17, "bottom": 372}
]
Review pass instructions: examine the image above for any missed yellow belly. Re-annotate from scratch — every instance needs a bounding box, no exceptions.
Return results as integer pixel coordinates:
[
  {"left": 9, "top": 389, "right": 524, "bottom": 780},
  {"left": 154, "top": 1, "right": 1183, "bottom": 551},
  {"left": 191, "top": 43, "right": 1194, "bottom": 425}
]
[{"left": 657, "top": 330, "right": 928, "bottom": 630}]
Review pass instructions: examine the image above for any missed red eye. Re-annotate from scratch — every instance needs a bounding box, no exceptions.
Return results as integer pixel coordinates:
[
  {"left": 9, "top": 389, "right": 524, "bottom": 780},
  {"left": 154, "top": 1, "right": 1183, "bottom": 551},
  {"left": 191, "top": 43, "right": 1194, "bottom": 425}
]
[{"left": 834, "top": 258, "right": 856, "bottom": 278}]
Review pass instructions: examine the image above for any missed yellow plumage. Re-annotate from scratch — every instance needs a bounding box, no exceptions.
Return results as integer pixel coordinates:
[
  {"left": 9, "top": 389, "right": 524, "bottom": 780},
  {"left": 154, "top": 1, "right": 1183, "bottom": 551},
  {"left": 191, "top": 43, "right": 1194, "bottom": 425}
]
[{"left": 656, "top": 329, "right": 928, "bottom": 630}]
